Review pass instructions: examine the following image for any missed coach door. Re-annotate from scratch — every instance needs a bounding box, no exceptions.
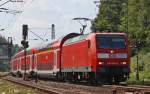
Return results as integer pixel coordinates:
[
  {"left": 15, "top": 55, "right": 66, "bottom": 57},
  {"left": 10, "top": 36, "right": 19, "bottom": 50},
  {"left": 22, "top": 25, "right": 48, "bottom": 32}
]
[
  {"left": 18, "top": 58, "right": 21, "bottom": 71},
  {"left": 16, "top": 59, "right": 18, "bottom": 71},
  {"left": 30, "top": 53, "right": 35, "bottom": 72},
  {"left": 34, "top": 54, "right": 37, "bottom": 72},
  {"left": 53, "top": 50, "right": 57, "bottom": 73}
]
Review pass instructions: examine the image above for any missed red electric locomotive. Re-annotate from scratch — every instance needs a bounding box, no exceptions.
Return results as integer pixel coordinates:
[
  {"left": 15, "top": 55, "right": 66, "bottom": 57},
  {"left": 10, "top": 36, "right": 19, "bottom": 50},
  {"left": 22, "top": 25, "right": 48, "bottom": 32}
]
[
  {"left": 10, "top": 32, "right": 130, "bottom": 83},
  {"left": 61, "top": 32, "right": 130, "bottom": 83}
]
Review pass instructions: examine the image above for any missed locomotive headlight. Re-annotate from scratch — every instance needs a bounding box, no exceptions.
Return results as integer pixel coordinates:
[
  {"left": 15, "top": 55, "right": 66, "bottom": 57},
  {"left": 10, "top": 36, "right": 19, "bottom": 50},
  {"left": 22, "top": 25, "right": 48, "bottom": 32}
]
[
  {"left": 99, "top": 62, "right": 104, "bottom": 65},
  {"left": 121, "top": 62, "right": 127, "bottom": 65}
]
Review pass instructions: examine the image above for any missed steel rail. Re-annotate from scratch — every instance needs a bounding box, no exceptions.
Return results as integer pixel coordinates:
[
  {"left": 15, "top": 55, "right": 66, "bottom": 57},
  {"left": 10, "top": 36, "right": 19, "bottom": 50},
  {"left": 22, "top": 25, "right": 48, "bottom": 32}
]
[
  {"left": 0, "top": 77, "right": 67, "bottom": 94},
  {"left": 112, "top": 85, "right": 150, "bottom": 94},
  {"left": 0, "top": 76, "right": 114, "bottom": 94},
  {"left": 1, "top": 75, "right": 150, "bottom": 94}
]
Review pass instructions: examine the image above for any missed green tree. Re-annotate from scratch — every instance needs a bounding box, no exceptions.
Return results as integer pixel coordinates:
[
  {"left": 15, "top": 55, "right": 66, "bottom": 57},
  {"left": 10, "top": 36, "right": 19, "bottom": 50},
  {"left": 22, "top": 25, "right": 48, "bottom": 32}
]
[
  {"left": 92, "top": 0, "right": 126, "bottom": 32},
  {"left": 128, "top": 0, "right": 150, "bottom": 46},
  {"left": 92, "top": 0, "right": 150, "bottom": 51},
  {"left": 0, "top": 36, "right": 22, "bottom": 71}
]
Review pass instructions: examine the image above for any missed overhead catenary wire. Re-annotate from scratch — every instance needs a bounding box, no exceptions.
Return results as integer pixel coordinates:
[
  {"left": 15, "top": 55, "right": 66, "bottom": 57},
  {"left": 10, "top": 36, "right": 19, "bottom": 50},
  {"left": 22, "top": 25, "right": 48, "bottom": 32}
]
[
  {"left": 28, "top": 29, "right": 47, "bottom": 42},
  {"left": 0, "top": 7, "right": 22, "bottom": 32},
  {"left": 0, "top": 0, "right": 34, "bottom": 32},
  {"left": 0, "top": 8, "right": 23, "bottom": 14},
  {"left": 0, "top": 0, "right": 35, "bottom": 45},
  {"left": 0, "top": 0, "right": 10, "bottom": 7},
  {"left": 29, "top": 27, "right": 51, "bottom": 38}
]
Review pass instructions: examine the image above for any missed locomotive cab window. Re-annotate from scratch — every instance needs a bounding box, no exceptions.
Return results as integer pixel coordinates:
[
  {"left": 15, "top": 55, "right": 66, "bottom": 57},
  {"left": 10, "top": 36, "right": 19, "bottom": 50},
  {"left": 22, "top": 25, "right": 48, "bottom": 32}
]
[{"left": 96, "top": 35, "right": 125, "bottom": 49}]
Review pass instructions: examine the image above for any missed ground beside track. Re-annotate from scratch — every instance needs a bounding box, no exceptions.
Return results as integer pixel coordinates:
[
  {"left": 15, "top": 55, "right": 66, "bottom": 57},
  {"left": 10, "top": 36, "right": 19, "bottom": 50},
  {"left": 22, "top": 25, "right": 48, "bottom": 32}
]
[
  {"left": 1, "top": 75, "right": 150, "bottom": 94},
  {"left": 0, "top": 79, "right": 41, "bottom": 94}
]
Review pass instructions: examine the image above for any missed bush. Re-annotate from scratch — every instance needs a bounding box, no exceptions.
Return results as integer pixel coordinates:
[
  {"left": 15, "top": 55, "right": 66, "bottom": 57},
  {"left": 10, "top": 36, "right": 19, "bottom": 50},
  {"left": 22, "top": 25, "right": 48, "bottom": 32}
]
[{"left": 128, "top": 52, "right": 150, "bottom": 85}]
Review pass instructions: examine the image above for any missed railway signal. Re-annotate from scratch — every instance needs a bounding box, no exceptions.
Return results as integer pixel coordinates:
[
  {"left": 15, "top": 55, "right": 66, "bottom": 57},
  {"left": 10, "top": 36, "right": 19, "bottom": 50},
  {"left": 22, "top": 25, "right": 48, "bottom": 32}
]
[
  {"left": 22, "top": 24, "right": 29, "bottom": 48},
  {"left": 134, "top": 40, "right": 142, "bottom": 81},
  {"left": 23, "top": 25, "right": 28, "bottom": 40},
  {"left": 8, "top": 37, "right": 13, "bottom": 61},
  {"left": 21, "top": 40, "right": 29, "bottom": 48},
  {"left": 21, "top": 24, "right": 29, "bottom": 80}
]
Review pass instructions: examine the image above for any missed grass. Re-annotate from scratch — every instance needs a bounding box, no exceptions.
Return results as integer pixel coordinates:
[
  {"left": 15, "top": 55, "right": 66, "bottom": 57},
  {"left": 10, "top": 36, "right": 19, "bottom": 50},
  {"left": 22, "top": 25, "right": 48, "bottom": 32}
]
[{"left": 0, "top": 80, "right": 39, "bottom": 94}]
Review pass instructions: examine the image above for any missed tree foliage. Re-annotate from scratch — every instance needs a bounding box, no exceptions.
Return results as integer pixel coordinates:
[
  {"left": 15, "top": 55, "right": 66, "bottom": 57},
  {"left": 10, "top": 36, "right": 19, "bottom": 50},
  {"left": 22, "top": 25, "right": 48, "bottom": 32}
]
[
  {"left": 0, "top": 36, "right": 22, "bottom": 71},
  {"left": 0, "top": 36, "right": 22, "bottom": 57},
  {"left": 92, "top": 0, "right": 126, "bottom": 32},
  {"left": 92, "top": 0, "right": 150, "bottom": 49}
]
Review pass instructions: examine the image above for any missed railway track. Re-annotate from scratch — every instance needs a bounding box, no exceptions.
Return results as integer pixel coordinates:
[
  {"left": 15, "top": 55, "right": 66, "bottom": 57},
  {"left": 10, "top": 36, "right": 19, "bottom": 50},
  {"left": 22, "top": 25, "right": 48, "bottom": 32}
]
[
  {"left": 0, "top": 75, "right": 150, "bottom": 94},
  {"left": 39, "top": 80, "right": 150, "bottom": 94},
  {"left": 0, "top": 76, "right": 113, "bottom": 94},
  {"left": 112, "top": 85, "right": 150, "bottom": 94},
  {"left": 0, "top": 76, "right": 61, "bottom": 94}
]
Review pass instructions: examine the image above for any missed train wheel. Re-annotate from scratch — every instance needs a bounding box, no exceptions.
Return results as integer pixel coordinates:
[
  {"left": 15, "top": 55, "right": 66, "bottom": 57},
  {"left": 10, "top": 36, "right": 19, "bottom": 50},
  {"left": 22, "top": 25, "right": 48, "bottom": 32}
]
[
  {"left": 29, "top": 71, "right": 35, "bottom": 79},
  {"left": 11, "top": 72, "right": 16, "bottom": 77},
  {"left": 35, "top": 72, "right": 38, "bottom": 83},
  {"left": 87, "top": 72, "right": 98, "bottom": 85},
  {"left": 114, "top": 76, "right": 120, "bottom": 84},
  {"left": 107, "top": 76, "right": 113, "bottom": 84},
  {"left": 16, "top": 71, "right": 22, "bottom": 78}
]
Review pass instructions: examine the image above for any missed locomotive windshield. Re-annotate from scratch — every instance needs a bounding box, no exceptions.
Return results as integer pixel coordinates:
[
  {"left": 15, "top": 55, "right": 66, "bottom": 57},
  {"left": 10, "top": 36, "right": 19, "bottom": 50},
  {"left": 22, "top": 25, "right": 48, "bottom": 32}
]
[{"left": 96, "top": 35, "right": 125, "bottom": 49}]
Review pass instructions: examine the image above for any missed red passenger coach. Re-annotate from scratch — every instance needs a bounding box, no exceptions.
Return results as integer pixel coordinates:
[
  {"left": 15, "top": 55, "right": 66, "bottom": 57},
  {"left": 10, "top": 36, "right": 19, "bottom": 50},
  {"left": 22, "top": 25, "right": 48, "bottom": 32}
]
[
  {"left": 10, "top": 33, "right": 80, "bottom": 79},
  {"left": 34, "top": 40, "right": 61, "bottom": 78},
  {"left": 10, "top": 32, "right": 130, "bottom": 83},
  {"left": 10, "top": 48, "right": 35, "bottom": 77}
]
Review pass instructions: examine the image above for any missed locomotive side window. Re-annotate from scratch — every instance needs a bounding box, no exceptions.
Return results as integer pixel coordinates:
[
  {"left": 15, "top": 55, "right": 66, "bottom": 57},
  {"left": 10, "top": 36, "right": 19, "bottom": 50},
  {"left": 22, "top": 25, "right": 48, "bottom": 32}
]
[
  {"left": 64, "top": 34, "right": 88, "bottom": 45},
  {"left": 96, "top": 35, "right": 125, "bottom": 49}
]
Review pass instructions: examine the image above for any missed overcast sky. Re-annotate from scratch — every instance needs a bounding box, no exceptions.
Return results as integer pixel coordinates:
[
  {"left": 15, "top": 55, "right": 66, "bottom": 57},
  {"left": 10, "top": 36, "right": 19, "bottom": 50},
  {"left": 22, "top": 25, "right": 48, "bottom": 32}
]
[{"left": 0, "top": 0, "right": 97, "bottom": 48}]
